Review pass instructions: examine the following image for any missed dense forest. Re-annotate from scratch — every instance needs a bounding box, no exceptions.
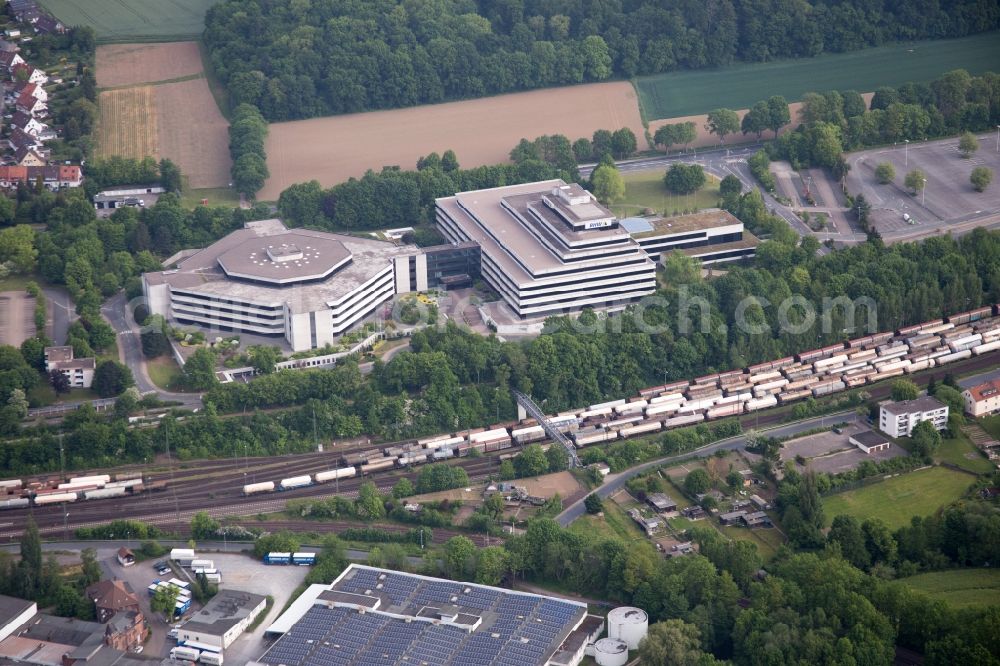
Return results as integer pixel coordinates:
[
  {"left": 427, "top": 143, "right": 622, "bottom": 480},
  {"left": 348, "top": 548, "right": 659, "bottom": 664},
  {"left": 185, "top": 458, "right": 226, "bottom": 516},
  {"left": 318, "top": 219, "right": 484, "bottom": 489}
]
[{"left": 203, "top": 0, "right": 1000, "bottom": 121}]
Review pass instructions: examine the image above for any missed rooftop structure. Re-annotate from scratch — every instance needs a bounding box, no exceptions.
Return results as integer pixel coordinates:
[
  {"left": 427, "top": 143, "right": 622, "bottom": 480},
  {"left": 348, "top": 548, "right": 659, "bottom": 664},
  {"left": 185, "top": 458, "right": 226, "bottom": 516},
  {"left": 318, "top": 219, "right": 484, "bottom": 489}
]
[
  {"left": 255, "top": 564, "right": 600, "bottom": 666},
  {"left": 143, "top": 219, "right": 420, "bottom": 351},
  {"left": 850, "top": 430, "right": 891, "bottom": 454},
  {"left": 0, "top": 595, "right": 36, "bottom": 644},
  {"left": 85, "top": 580, "right": 140, "bottom": 624},
  {"left": 627, "top": 209, "right": 758, "bottom": 265},
  {"left": 176, "top": 589, "right": 267, "bottom": 651},
  {"left": 879, "top": 396, "right": 949, "bottom": 438},
  {"left": 436, "top": 180, "right": 657, "bottom": 319},
  {"left": 43, "top": 346, "right": 94, "bottom": 389},
  {"left": 646, "top": 493, "right": 677, "bottom": 513},
  {"left": 963, "top": 379, "right": 1000, "bottom": 417}
]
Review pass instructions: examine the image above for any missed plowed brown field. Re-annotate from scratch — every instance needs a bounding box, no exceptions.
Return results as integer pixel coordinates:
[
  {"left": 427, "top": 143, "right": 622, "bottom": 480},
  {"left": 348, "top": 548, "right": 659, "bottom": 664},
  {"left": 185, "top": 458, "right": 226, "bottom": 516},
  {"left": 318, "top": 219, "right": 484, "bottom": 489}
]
[
  {"left": 260, "top": 81, "right": 645, "bottom": 200},
  {"left": 96, "top": 42, "right": 204, "bottom": 88}
]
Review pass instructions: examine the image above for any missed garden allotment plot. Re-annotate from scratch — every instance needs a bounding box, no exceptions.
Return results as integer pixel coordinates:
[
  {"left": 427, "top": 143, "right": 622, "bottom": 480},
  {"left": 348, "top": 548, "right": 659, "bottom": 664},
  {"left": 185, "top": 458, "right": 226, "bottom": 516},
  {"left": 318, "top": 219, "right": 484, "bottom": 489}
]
[
  {"left": 39, "top": 0, "right": 220, "bottom": 41},
  {"left": 636, "top": 31, "right": 1000, "bottom": 120}
]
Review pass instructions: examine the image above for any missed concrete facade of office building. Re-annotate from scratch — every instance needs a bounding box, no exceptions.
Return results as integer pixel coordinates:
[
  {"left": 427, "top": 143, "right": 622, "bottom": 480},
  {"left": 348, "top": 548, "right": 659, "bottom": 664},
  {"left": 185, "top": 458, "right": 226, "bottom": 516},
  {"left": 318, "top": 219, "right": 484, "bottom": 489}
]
[
  {"left": 143, "top": 220, "right": 418, "bottom": 352},
  {"left": 436, "top": 180, "right": 657, "bottom": 318},
  {"left": 879, "top": 396, "right": 949, "bottom": 437},
  {"left": 622, "top": 210, "right": 758, "bottom": 266}
]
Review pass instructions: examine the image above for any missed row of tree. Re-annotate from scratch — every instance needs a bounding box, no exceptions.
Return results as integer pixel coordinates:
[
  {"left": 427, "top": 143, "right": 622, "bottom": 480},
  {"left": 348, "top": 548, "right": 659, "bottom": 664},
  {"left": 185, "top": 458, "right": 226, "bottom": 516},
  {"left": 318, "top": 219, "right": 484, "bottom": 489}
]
[
  {"left": 769, "top": 70, "right": 1000, "bottom": 172},
  {"left": 203, "top": 0, "right": 1000, "bottom": 121},
  {"left": 229, "top": 104, "right": 270, "bottom": 197}
]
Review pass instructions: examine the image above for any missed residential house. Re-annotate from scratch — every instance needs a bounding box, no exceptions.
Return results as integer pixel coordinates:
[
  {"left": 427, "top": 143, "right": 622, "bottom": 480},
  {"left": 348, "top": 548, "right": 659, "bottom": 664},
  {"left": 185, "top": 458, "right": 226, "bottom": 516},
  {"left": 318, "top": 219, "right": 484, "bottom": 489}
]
[
  {"left": 32, "top": 14, "right": 65, "bottom": 34},
  {"left": 0, "top": 51, "right": 24, "bottom": 71},
  {"left": 2, "top": 28, "right": 21, "bottom": 40},
  {"left": 741, "top": 511, "right": 772, "bottom": 527},
  {"left": 44, "top": 346, "right": 95, "bottom": 388},
  {"left": 11, "top": 62, "right": 45, "bottom": 85},
  {"left": 646, "top": 493, "right": 678, "bottom": 514},
  {"left": 48, "top": 164, "right": 83, "bottom": 188},
  {"left": 8, "top": 126, "right": 41, "bottom": 153},
  {"left": 0, "top": 164, "right": 83, "bottom": 189},
  {"left": 0, "top": 166, "right": 27, "bottom": 188},
  {"left": 14, "top": 81, "right": 46, "bottom": 103},
  {"left": 84, "top": 580, "right": 141, "bottom": 625},
  {"left": 116, "top": 548, "right": 135, "bottom": 567},
  {"left": 103, "top": 611, "right": 145, "bottom": 652},
  {"left": 14, "top": 89, "right": 45, "bottom": 115},
  {"left": 879, "top": 396, "right": 949, "bottom": 437},
  {"left": 681, "top": 506, "right": 706, "bottom": 520},
  {"left": 15, "top": 146, "right": 45, "bottom": 167},
  {"left": 0, "top": 39, "right": 19, "bottom": 53},
  {"left": 11, "top": 110, "right": 46, "bottom": 136},
  {"left": 963, "top": 379, "right": 1000, "bottom": 417},
  {"left": 719, "top": 510, "right": 747, "bottom": 526}
]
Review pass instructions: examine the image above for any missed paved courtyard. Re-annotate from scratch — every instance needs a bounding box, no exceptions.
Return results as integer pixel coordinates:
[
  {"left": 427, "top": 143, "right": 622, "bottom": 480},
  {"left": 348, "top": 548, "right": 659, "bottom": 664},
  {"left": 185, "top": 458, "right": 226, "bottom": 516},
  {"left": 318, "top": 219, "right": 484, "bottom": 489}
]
[
  {"left": 781, "top": 422, "right": 907, "bottom": 475},
  {"left": 847, "top": 133, "right": 1000, "bottom": 236}
]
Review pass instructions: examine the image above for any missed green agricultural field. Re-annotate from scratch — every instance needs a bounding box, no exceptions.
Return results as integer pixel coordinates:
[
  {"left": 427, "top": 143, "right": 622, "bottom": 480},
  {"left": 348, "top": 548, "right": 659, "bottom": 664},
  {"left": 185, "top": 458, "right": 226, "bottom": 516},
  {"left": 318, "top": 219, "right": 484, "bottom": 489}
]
[
  {"left": 823, "top": 466, "right": 974, "bottom": 531},
  {"left": 610, "top": 170, "right": 720, "bottom": 219},
  {"left": 636, "top": 31, "right": 1000, "bottom": 120},
  {"left": 901, "top": 568, "right": 1000, "bottom": 608},
  {"left": 39, "top": 0, "right": 220, "bottom": 41}
]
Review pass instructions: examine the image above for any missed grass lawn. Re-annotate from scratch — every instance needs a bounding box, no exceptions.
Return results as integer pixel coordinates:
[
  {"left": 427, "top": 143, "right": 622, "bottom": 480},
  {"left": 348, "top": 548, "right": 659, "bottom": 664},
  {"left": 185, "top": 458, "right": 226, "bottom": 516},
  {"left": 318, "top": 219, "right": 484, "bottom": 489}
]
[
  {"left": 147, "top": 355, "right": 183, "bottom": 391},
  {"left": 823, "top": 466, "right": 975, "bottom": 531},
  {"left": 568, "top": 498, "right": 646, "bottom": 542},
  {"left": 27, "top": 383, "right": 100, "bottom": 407},
  {"left": 719, "top": 523, "right": 784, "bottom": 561},
  {"left": 900, "top": 568, "right": 1000, "bottom": 609},
  {"left": 635, "top": 31, "right": 1000, "bottom": 120},
  {"left": 0, "top": 274, "right": 41, "bottom": 293},
  {"left": 610, "top": 170, "right": 720, "bottom": 219},
  {"left": 935, "top": 431, "right": 995, "bottom": 475},
  {"left": 979, "top": 414, "right": 1000, "bottom": 441},
  {"left": 179, "top": 186, "right": 240, "bottom": 209}
]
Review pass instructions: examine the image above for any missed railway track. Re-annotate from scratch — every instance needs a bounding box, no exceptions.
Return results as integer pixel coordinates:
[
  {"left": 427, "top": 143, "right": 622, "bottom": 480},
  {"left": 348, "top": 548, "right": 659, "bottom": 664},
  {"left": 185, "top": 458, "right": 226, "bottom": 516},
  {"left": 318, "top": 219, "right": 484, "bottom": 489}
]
[{"left": 4, "top": 350, "right": 998, "bottom": 541}]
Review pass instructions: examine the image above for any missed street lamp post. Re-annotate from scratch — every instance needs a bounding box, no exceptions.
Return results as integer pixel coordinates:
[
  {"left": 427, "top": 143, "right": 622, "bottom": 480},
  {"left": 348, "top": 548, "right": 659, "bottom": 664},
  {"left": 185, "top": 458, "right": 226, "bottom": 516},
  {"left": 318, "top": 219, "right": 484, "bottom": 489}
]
[
  {"left": 996, "top": 125, "right": 999, "bottom": 152},
  {"left": 904, "top": 139, "right": 909, "bottom": 167},
  {"left": 921, "top": 177, "right": 927, "bottom": 207}
]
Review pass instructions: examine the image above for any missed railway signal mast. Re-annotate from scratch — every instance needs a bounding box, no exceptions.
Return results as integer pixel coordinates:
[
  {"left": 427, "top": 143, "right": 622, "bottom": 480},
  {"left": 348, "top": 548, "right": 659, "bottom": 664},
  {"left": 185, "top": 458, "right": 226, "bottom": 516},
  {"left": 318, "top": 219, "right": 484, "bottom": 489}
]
[{"left": 512, "top": 390, "right": 580, "bottom": 468}]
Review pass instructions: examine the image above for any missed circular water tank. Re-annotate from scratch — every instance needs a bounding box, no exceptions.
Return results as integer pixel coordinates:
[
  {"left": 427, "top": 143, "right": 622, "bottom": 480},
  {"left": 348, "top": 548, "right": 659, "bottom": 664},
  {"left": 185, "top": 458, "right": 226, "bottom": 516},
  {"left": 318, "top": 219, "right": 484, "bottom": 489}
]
[
  {"left": 593, "top": 637, "right": 629, "bottom": 666},
  {"left": 607, "top": 606, "right": 649, "bottom": 649}
]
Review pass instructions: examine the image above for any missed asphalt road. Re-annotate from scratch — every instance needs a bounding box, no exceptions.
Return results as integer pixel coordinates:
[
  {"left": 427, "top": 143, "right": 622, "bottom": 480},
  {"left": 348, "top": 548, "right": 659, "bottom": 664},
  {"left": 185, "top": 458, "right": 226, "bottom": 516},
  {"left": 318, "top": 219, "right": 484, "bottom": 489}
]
[
  {"left": 555, "top": 365, "right": 1000, "bottom": 527},
  {"left": 0, "top": 540, "right": 424, "bottom": 566},
  {"left": 101, "top": 292, "right": 202, "bottom": 408},
  {"left": 42, "top": 286, "right": 74, "bottom": 345}
]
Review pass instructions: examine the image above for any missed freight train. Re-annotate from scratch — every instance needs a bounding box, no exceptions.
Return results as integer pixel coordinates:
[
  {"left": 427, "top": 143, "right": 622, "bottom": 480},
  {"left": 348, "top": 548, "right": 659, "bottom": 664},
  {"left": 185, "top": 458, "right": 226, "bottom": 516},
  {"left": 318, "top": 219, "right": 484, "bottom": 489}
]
[
  {"left": 0, "top": 472, "right": 164, "bottom": 510},
  {"left": 10, "top": 306, "right": 1000, "bottom": 505}
]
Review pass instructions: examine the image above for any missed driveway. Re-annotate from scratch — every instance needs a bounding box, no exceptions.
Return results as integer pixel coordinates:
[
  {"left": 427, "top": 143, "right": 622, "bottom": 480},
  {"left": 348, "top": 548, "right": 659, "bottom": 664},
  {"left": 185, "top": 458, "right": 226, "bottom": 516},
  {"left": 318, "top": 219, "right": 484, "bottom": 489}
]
[{"left": 43, "top": 286, "right": 75, "bottom": 345}]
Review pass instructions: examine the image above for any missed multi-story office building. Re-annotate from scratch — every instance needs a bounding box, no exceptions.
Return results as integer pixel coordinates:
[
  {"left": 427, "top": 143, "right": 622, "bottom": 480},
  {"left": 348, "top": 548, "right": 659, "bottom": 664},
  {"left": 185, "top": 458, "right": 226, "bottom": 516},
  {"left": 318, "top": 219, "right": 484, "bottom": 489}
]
[
  {"left": 436, "top": 180, "right": 657, "bottom": 318},
  {"left": 879, "top": 396, "right": 949, "bottom": 437},
  {"left": 621, "top": 210, "right": 758, "bottom": 265},
  {"left": 143, "top": 219, "right": 419, "bottom": 352}
]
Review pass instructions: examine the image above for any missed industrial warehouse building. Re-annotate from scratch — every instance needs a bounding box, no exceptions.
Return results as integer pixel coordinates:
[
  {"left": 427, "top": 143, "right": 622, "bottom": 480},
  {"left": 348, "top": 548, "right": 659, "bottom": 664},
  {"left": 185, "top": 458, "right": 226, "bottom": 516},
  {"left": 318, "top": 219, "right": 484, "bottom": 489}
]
[
  {"left": 176, "top": 589, "right": 267, "bottom": 652},
  {"left": 252, "top": 564, "right": 608, "bottom": 666},
  {"left": 436, "top": 180, "right": 658, "bottom": 319},
  {"left": 143, "top": 219, "right": 421, "bottom": 352}
]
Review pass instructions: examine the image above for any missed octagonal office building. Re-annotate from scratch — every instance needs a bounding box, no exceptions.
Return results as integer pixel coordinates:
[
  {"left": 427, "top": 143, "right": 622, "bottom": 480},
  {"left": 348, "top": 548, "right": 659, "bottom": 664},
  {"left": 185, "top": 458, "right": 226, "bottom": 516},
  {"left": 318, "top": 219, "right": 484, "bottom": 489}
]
[{"left": 143, "top": 219, "right": 419, "bottom": 352}]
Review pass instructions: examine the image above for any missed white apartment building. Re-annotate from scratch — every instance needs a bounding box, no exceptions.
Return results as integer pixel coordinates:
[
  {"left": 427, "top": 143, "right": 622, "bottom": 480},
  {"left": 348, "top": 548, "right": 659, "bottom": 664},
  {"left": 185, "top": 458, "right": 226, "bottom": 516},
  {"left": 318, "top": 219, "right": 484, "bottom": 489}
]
[
  {"left": 43, "top": 346, "right": 94, "bottom": 388},
  {"left": 436, "top": 180, "right": 657, "bottom": 318},
  {"left": 879, "top": 396, "right": 949, "bottom": 437},
  {"left": 143, "top": 220, "right": 418, "bottom": 352},
  {"left": 962, "top": 379, "right": 1000, "bottom": 417}
]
